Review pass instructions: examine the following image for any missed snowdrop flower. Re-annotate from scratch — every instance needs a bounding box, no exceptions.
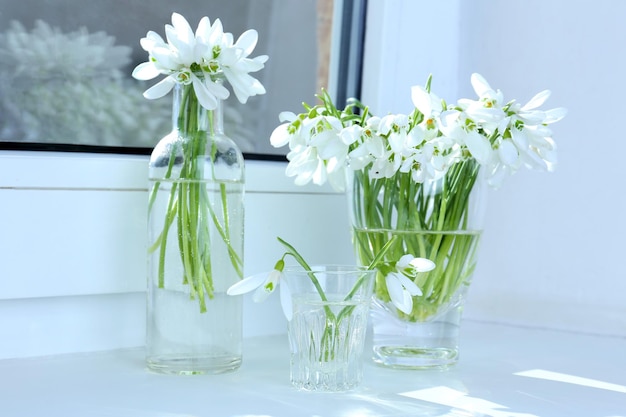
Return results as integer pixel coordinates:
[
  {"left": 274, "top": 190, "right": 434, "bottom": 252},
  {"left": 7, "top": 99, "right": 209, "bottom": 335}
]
[
  {"left": 285, "top": 145, "right": 328, "bottom": 186},
  {"left": 345, "top": 116, "right": 386, "bottom": 170},
  {"left": 400, "top": 141, "right": 440, "bottom": 183},
  {"left": 227, "top": 259, "right": 293, "bottom": 320},
  {"left": 269, "top": 111, "right": 308, "bottom": 150},
  {"left": 132, "top": 12, "right": 266, "bottom": 110},
  {"left": 411, "top": 85, "right": 448, "bottom": 140},
  {"left": 478, "top": 86, "right": 566, "bottom": 187},
  {"left": 369, "top": 149, "right": 402, "bottom": 179},
  {"left": 385, "top": 255, "right": 436, "bottom": 315},
  {"left": 501, "top": 91, "right": 566, "bottom": 172},
  {"left": 281, "top": 113, "right": 348, "bottom": 189},
  {"left": 220, "top": 29, "right": 268, "bottom": 103},
  {"left": 347, "top": 127, "right": 387, "bottom": 171},
  {"left": 458, "top": 73, "right": 507, "bottom": 131},
  {"left": 439, "top": 109, "right": 493, "bottom": 165}
]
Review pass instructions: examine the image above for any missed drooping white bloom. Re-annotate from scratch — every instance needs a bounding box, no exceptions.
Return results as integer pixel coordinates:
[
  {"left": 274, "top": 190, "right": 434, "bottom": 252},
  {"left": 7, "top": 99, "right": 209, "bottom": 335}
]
[
  {"left": 227, "top": 261, "right": 293, "bottom": 320},
  {"left": 472, "top": 86, "right": 568, "bottom": 187},
  {"left": 458, "top": 73, "right": 507, "bottom": 131},
  {"left": 221, "top": 29, "right": 268, "bottom": 103},
  {"left": 411, "top": 85, "right": 447, "bottom": 139},
  {"left": 385, "top": 255, "right": 435, "bottom": 314},
  {"left": 280, "top": 113, "right": 349, "bottom": 190},
  {"left": 411, "top": 85, "right": 444, "bottom": 122},
  {"left": 285, "top": 145, "right": 329, "bottom": 186},
  {"left": 397, "top": 254, "right": 436, "bottom": 277},
  {"left": 439, "top": 109, "right": 493, "bottom": 165},
  {"left": 386, "top": 272, "right": 422, "bottom": 315}
]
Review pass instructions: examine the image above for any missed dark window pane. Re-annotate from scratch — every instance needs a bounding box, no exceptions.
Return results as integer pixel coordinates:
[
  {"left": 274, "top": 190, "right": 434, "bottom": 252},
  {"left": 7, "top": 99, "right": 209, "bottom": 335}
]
[{"left": 0, "top": 0, "right": 335, "bottom": 155}]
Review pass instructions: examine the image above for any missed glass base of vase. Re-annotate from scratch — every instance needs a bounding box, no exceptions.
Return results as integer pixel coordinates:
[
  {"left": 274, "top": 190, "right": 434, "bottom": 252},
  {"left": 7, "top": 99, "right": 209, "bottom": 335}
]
[
  {"left": 370, "top": 298, "right": 464, "bottom": 370},
  {"left": 372, "top": 346, "right": 458, "bottom": 370},
  {"left": 146, "top": 354, "right": 242, "bottom": 375},
  {"left": 290, "top": 367, "right": 361, "bottom": 393}
]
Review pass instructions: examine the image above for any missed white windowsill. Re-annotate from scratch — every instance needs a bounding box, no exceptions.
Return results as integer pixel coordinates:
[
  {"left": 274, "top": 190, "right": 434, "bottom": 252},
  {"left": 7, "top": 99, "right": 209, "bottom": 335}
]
[{"left": 1, "top": 320, "right": 624, "bottom": 417}]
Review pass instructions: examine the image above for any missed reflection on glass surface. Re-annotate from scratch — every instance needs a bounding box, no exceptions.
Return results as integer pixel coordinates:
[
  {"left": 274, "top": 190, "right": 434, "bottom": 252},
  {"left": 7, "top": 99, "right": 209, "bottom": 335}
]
[{"left": 0, "top": 0, "right": 334, "bottom": 155}]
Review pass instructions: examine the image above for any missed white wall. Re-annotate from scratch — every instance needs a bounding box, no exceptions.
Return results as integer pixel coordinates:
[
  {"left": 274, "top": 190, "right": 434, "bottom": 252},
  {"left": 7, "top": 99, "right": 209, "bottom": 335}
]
[
  {"left": 363, "top": 0, "right": 626, "bottom": 336},
  {"left": 0, "top": 153, "right": 353, "bottom": 359}
]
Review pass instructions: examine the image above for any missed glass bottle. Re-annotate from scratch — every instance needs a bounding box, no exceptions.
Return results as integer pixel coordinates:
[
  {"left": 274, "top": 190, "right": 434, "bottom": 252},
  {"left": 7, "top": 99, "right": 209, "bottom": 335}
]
[{"left": 146, "top": 81, "right": 245, "bottom": 374}]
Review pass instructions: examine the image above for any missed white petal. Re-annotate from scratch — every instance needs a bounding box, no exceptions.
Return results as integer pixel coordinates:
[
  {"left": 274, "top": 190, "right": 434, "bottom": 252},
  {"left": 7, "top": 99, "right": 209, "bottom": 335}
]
[
  {"left": 522, "top": 90, "right": 550, "bottom": 111},
  {"left": 227, "top": 273, "right": 267, "bottom": 296},
  {"left": 510, "top": 128, "right": 529, "bottom": 149},
  {"left": 252, "top": 54, "right": 269, "bottom": 65},
  {"left": 140, "top": 31, "right": 166, "bottom": 51},
  {"left": 465, "top": 130, "right": 493, "bottom": 164},
  {"left": 437, "top": 110, "right": 460, "bottom": 137},
  {"left": 311, "top": 158, "right": 328, "bottom": 186},
  {"left": 278, "top": 111, "right": 297, "bottom": 123},
  {"left": 386, "top": 274, "right": 414, "bottom": 314},
  {"left": 143, "top": 76, "right": 176, "bottom": 99},
  {"left": 519, "top": 111, "right": 546, "bottom": 125},
  {"left": 151, "top": 46, "right": 179, "bottom": 70},
  {"left": 397, "top": 274, "right": 423, "bottom": 296},
  {"left": 409, "top": 257, "right": 436, "bottom": 272},
  {"left": 171, "top": 13, "right": 193, "bottom": 37},
  {"left": 498, "top": 139, "right": 519, "bottom": 166},
  {"left": 270, "top": 123, "right": 292, "bottom": 148},
  {"left": 191, "top": 74, "right": 217, "bottom": 110},
  {"left": 168, "top": 13, "right": 195, "bottom": 61},
  {"left": 131, "top": 62, "right": 160, "bottom": 81},
  {"left": 195, "top": 16, "right": 211, "bottom": 41},
  {"left": 202, "top": 76, "right": 230, "bottom": 100},
  {"left": 543, "top": 107, "right": 567, "bottom": 124},
  {"left": 367, "top": 135, "right": 386, "bottom": 158},
  {"left": 411, "top": 85, "right": 433, "bottom": 116},
  {"left": 315, "top": 132, "right": 346, "bottom": 160},
  {"left": 219, "top": 46, "right": 242, "bottom": 66},
  {"left": 209, "top": 18, "right": 225, "bottom": 45},
  {"left": 396, "top": 254, "right": 415, "bottom": 269},
  {"left": 223, "top": 68, "right": 266, "bottom": 103},
  {"left": 386, "top": 275, "right": 407, "bottom": 310},
  {"left": 234, "top": 29, "right": 259, "bottom": 56},
  {"left": 471, "top": 73, "right": 492, "bottom": 97}
]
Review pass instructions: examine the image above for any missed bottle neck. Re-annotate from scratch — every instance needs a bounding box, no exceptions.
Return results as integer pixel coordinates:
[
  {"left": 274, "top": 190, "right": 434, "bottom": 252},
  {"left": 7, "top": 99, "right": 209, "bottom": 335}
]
[{"left": 172, "top": 83, "right": 224, "bottom": 138}]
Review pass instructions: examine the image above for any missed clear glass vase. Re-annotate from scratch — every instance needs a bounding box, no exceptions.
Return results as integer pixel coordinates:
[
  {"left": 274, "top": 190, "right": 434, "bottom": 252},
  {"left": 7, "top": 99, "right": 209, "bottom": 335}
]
[
  {"left": 347, "top": 158, "right": 487, "bottom": 369},
  {"left": 282, "top": 266, "right": 376, "bottom": 392},
  {"left": 146, "top": 81, "right": 245, "bottom": 374}
]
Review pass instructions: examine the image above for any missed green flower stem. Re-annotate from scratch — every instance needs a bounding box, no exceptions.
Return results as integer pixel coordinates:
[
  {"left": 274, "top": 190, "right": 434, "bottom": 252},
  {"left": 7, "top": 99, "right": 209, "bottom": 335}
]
[
  {"left": 335, "top": 236, "right": 397, "bottom": 325},
  {"left": 276, "top": 237, "right": 329, "bottom": 304},
  {"left": 351, "top": 158, "right": 483, "bottom": 322},
  {"left": 148, "top": 82, "right": 243, "bottom": 313}
]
